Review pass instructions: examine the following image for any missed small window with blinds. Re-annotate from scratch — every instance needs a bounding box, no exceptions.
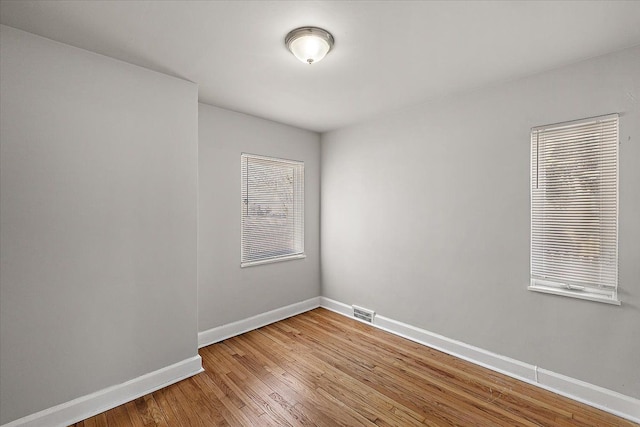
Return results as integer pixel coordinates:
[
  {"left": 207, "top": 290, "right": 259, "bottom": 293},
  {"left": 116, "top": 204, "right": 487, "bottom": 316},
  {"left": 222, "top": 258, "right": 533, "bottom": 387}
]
[
  {"left": 241, "top": 153, "right": 305, "bottom": 267},
  {"left": 530, "top": 114, "right": 619, "bottom": 305}
]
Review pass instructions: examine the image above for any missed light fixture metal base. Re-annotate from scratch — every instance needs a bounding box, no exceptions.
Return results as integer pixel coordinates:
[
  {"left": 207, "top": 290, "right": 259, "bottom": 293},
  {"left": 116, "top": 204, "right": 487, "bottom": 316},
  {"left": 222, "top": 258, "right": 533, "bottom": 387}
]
[{"left": 285, "top": 26, "right": 335, "bottom": 64}]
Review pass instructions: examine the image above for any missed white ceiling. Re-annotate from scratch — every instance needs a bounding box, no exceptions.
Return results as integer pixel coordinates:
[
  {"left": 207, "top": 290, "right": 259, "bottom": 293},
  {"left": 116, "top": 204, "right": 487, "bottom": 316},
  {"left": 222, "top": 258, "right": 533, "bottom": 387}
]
[{"left": 2, "top": 1, "right": 640, "bottom": 133}]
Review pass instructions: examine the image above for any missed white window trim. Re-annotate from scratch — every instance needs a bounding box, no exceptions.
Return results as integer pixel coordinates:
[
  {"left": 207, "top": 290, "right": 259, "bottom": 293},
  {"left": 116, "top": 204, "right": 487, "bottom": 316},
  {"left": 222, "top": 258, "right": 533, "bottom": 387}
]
[
  {"left": 528, "top": 280, "right": 620, "bottom": 306},
  {"left": 241, "top": 253, "right": 306, "bottom": 268},
  {"left": 529, "top": 113, "right": 620, "bottom": 305}
]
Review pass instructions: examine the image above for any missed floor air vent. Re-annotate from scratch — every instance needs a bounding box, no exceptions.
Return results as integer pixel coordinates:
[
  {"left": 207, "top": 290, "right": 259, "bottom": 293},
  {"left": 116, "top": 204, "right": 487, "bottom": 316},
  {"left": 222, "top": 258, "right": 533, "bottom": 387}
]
[{"left": 352, "top": 305, "right": 375, "bottom": 323}]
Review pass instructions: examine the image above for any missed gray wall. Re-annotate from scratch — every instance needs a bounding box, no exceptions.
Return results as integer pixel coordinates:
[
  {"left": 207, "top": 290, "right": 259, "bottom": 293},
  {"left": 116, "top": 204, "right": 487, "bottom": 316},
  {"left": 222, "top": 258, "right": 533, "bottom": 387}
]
[
  {"left": 321, "top": 46, "right": 640, "bottom": 398},
  {"left": 198, "top": 103, "right": 320, "bottom": 332},
  {"left": 0, "top": 26, "right": 199, "bottom": 424}
]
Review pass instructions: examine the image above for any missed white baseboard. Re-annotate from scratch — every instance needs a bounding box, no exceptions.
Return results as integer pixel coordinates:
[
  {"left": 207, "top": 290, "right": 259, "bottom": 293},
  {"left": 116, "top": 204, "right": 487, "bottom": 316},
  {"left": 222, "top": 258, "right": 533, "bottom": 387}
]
[
  {"left": 198, "top": 296, "right": 321, "bottom": 348},
  {"left": 1, "top": 355, "right": 203, "bottom": 427},
  {"left": 12, "top": 296, "right": 633, "bottom": 426},
  {"left": 319, "top": 296, "right": 640, "bottom": 423}
]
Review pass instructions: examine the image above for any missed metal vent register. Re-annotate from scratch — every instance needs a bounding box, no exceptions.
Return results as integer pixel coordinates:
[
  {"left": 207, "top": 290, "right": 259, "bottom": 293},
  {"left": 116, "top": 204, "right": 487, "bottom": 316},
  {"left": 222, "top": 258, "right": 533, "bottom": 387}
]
[{"left": 352, "top": 305, "right": 375, "bottom": 323}]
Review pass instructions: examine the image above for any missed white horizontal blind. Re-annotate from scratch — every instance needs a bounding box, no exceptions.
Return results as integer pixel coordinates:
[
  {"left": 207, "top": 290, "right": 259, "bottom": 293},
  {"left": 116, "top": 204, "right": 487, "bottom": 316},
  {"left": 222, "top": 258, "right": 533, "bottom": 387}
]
[
  {"left": 531, "top": 114, "right": 618, "bottom": 303},
  {"left": 241, "top": 154, "right": 304, "bottom": 267}
]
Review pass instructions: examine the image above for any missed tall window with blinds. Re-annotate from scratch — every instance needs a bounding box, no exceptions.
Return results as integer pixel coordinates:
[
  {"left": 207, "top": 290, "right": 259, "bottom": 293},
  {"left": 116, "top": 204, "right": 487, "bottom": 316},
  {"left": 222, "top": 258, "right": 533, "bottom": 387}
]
[
  {"left": 530, "top": 114, "right": 619, "bottom": 304},
  {"left": 241, "top": 153, "right": 305, "bottom": 267}
]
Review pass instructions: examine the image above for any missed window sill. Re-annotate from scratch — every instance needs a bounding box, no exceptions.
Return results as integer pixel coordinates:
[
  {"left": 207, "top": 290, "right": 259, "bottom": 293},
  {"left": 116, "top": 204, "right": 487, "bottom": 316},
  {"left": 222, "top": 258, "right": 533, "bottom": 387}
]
[
  {"left": 241, "top": 253, "right": 306, "bottom": 268},
  {"left": 528, "top": 284, "right": 620, "bottom": 306}
]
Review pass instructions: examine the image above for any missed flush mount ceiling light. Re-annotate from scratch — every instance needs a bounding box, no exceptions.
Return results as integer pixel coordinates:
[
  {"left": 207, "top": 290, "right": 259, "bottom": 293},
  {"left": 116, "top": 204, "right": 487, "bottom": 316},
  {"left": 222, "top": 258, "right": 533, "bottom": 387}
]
[{"left": 285, "top": 26, "right": 334, "bottom": 64}]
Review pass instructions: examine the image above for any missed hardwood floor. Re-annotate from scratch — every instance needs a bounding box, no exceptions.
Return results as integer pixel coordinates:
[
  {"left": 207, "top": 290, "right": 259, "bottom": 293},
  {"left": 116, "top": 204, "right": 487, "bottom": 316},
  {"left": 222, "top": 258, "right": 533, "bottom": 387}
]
[{"left": 72, "top": 308, "right": 637, "bottom": 426}]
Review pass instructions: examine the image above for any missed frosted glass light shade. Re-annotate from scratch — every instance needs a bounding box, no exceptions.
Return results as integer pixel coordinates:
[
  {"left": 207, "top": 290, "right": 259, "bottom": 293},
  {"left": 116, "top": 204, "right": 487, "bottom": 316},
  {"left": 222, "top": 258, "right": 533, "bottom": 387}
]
[
  {"left": 289, "top": 35, "right": 330, "bottom": 64},
  {"left": 285, "top": 27, "right": 334, "bottom": 64}
]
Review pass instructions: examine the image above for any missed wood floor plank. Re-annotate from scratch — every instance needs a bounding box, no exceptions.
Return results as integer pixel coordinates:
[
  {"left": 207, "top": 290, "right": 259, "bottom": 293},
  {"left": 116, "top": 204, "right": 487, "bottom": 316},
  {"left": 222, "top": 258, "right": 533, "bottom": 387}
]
[
  {"left": 123, "top": 400, "right": 147, "bottom": 426},
  {"left": 253, "top": 325, "right": 412, "bottom": 427},
  {"left": 202, "top": 349, "right": 278, "bottom": 426},
  {"left": 136, "top": 395, "right": 169, "bottom": 427},
  {"left": 150, "top": 388, "right": 185, "bottom": 427},
  {"left": 304, "top": 309, "right": 617, "bottom": 425},
  {"left": 282, "top": 316, "right": 515, "bottom": 426},
  {"left": 105, "top": 402, "right": 135, "bottom": 427},
  {"left": 71, "top": 308, "right": 637, "bottom": 426},
  {"left": 246, "top": 328, "right": 426, "bottom": 427},
  {"left": 176, "top": 375, "right": 229, "bottom": 426},
  {"left": 94, "top": 413, "right": 109, "bottom": 427},
  {"left": 153, "top": 384, "right": 195, "bottom": 427},
  {"left": 229, "top": 333, "right": 347, "bottom": 427},
  {"left": 190, "top": 370, "right": 255, "bottom": 426},
  {"left": 298, "top": 313, "right": 554, "bottom": 425},
  {"left": 251, "top": 325, "right": 439, "bottom": 427}
]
